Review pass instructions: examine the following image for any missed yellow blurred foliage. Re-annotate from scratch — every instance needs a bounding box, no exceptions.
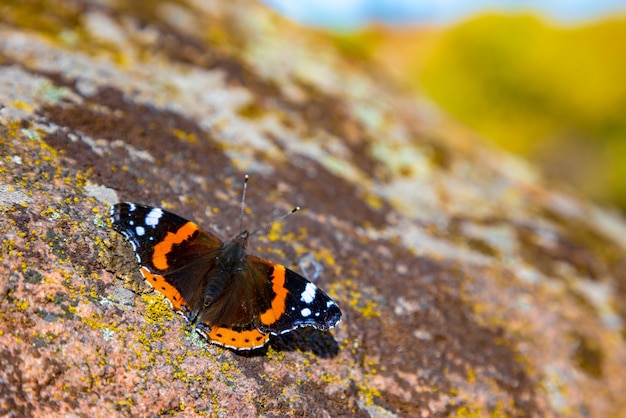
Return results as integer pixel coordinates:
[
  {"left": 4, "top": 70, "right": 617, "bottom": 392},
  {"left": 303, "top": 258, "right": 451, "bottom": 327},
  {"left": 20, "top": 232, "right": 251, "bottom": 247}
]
[{"left": 416, "top": 14, "right": 626, "bottom": 210}]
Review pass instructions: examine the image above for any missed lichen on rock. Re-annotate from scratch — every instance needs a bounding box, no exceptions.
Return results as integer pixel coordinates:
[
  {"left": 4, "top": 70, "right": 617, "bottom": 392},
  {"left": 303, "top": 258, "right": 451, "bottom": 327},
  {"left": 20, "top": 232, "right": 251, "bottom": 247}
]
[{"left": 1, "top": 0, "right": 625, "bottom": 416}]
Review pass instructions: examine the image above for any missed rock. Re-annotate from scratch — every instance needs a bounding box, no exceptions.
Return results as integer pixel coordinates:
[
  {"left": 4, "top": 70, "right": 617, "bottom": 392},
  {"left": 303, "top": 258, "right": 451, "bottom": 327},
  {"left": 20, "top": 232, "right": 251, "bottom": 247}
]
[{"left": 1, "top": 1, "right": 625, "bottom": 416}]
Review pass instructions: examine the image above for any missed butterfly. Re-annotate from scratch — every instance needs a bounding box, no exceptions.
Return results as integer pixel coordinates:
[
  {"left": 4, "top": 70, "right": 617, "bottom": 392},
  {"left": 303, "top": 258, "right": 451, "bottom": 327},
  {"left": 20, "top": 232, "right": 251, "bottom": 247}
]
[{"left": 110, "top": 181, "right": 341, "bottom": 351}]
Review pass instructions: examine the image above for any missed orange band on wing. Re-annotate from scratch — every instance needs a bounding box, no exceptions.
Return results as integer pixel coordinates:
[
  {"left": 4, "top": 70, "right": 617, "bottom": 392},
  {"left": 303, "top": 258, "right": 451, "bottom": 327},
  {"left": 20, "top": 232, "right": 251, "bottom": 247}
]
[
  {"left": 140, "top": 267, "right": 187, "bottom": 311},
  {"left": 259, "top": 264, "right": 288, "bottom": 326},
  {"left": 152, "top": 222, "right": 199, "bottom": 270},
  {"left": 206, "top": 325, "right": 269, "bottom": 350}
]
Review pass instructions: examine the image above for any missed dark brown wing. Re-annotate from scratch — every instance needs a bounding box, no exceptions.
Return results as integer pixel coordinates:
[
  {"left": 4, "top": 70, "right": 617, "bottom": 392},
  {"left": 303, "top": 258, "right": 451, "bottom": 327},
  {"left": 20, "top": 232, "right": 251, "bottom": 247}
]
[
  {"left": 196, "top": 255, "right": 275, "bottom": 328},
  {"left": 196, "top": 255, "right": 341, "bottom": 350}
]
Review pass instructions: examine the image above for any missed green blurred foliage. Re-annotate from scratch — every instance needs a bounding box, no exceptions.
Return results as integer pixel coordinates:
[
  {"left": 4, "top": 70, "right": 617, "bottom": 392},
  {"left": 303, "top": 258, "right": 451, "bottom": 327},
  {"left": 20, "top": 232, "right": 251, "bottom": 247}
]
[{"left": 417, "top": 14, "right": 626, "bottom": 211}]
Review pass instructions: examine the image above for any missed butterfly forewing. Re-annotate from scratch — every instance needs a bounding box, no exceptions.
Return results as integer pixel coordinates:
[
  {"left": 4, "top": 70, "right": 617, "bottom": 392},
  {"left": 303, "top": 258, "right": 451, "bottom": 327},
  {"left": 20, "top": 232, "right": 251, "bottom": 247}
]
[
  {"left": 111, "top": 203, "right": 223, "bottom": 314},
  {"left": 254, "top": 262, "right": 342, "bottom": 335}
]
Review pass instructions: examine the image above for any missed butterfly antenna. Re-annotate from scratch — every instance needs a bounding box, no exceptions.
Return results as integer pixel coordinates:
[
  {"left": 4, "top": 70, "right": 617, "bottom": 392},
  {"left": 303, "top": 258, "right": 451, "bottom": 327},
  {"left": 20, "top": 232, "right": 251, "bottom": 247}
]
[
  {"left": 250, "top": 206, "right": 300, "bottom": 237},
  {"left": 240, "top": 174, "right": 249, "bottom": 233}
]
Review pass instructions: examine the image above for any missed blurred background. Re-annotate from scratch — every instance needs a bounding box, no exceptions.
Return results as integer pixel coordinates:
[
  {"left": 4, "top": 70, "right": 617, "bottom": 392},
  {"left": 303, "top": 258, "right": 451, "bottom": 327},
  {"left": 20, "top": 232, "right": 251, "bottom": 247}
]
[{"left": 261, "top": 0, "right": 626, "bottom": 213}]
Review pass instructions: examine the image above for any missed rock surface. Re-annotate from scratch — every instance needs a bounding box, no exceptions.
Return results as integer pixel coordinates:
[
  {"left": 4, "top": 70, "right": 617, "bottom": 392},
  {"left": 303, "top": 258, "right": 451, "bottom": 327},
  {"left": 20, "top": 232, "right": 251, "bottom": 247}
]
[{"left": 1, "top": 0, "right": 626, "bottom": 416}]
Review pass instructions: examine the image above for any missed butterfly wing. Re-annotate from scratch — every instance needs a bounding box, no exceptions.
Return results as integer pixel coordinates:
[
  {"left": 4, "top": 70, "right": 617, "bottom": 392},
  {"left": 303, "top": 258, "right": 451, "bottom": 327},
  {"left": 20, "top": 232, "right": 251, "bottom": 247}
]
[
  {"left": 195, "top": 256, "right": 341, "bottom": 350},
  {"left": 248, "top": 258, "right": 342, "bottom": 335},
  {"left": 194, "top": 255, "right": 276, "bottom": 350},
  {"left": 110, "top": 203, "right": 223, "bottom": 316}
]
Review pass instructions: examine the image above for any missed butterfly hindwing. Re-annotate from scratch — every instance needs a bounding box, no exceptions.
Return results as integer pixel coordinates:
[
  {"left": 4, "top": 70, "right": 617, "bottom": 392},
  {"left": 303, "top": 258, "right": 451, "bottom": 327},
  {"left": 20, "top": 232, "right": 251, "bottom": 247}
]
[
  {"left": 196, "top": 255, "right": 275, "bottom": 329},
  {"left": 193, "top": 258, "right": 275, "bottom": 351}
]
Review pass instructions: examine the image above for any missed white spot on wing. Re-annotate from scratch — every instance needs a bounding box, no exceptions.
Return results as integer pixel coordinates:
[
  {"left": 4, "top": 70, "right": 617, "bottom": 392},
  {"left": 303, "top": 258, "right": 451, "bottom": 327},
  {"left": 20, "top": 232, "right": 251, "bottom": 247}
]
[
  {"left": 301, "top": 308, "right": 311, "bottom": 317},
  {"left": 145, "top": 208, "right": 163, "bottom": 227},
  {"left": 135, "top": 226, "right": 145, "bottom": 236},
  {"left": 300, "top": 282, "right": 317, "bottom": 304}
]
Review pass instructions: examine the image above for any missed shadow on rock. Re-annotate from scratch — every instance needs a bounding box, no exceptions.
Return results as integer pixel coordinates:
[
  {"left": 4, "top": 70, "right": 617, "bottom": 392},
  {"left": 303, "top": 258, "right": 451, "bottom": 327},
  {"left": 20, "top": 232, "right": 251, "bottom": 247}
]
[{"left": 234, "top": 328, "right": 340, "bottom": 358}]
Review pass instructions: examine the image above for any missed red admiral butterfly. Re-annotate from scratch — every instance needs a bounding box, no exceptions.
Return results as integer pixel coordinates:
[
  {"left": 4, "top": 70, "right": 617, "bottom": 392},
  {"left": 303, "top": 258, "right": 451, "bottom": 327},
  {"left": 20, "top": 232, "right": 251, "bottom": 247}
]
[{"left": 110, "top": 180, "right": 341, "bottom": 351}]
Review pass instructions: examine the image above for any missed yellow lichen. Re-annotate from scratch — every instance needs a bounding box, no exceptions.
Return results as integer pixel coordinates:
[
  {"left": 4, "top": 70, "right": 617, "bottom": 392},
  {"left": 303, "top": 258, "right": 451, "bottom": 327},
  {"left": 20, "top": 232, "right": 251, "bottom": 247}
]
[
  {"left": 141, "top": 293, "right": 175, "bottom": 324},
  {"left": 172, "top": 128, "right": 198, "bottom": 144}
]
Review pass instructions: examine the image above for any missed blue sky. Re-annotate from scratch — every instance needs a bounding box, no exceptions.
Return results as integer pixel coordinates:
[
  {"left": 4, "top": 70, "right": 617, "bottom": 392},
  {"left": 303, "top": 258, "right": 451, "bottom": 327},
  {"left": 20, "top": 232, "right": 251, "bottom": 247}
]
[{"left": 261, "top": 0, "right": 626, "bottom": 28}]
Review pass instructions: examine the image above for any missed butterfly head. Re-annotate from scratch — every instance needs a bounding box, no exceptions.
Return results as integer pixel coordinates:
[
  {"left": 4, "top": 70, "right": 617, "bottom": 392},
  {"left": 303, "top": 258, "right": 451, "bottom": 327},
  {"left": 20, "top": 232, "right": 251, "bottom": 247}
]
[{"left": 217, "top": 230, "right": 250, "bottom": 272}]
